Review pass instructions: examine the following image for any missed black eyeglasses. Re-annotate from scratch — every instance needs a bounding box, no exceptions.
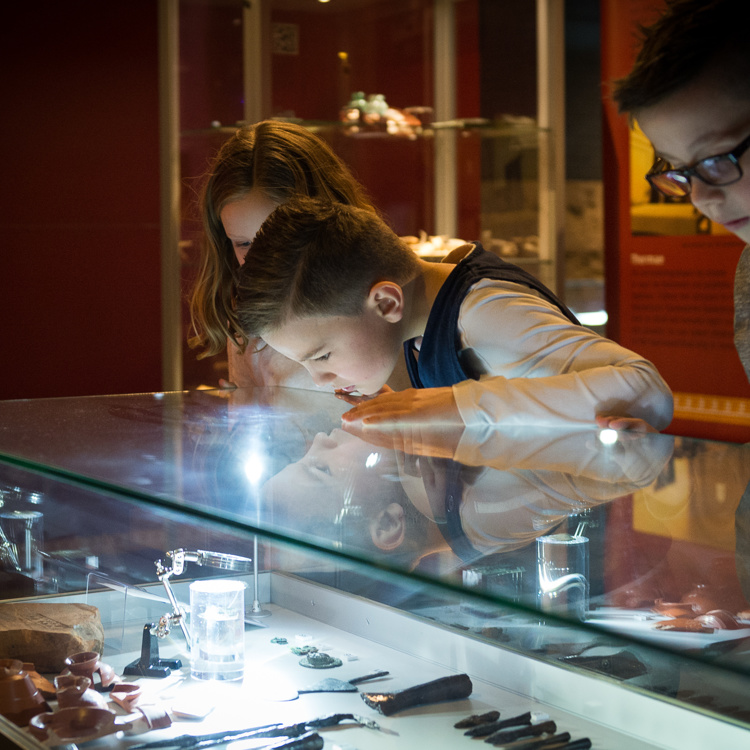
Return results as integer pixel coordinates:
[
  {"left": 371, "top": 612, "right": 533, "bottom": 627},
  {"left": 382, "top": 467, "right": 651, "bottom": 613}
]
[{"left": 646, "top": 133, "right": 750, "bottom": 198}]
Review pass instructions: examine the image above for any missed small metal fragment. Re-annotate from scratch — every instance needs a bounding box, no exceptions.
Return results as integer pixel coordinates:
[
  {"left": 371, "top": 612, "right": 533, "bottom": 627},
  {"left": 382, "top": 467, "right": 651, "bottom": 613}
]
[
  {"left": 299, "top": 652, "right": 343, "bottom": 669},
  {"left": 291, "top": 645, "right": 318, "bottom": 656}
]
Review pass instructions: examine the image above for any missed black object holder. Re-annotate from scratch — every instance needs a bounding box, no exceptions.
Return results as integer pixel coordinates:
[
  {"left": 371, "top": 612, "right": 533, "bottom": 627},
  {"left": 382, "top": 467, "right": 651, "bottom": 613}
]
[{"left": 123, "top": 623, "right": 183, "bottom": 678}]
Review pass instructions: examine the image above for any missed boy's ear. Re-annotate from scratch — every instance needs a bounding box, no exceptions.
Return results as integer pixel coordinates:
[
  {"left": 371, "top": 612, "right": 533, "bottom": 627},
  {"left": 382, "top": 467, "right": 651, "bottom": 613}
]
[
  {"left": 368, "top": 282, "right": 404, "bottom": 322},
  {"left": 369, "top": 503, "right": 405, "bottom": 551}
]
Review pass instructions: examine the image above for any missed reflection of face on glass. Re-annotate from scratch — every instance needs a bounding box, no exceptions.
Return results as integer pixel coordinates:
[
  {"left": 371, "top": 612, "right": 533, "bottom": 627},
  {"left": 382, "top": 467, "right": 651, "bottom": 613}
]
[{"left": 261, "top": 428, "right": 403, "bottom": 540}]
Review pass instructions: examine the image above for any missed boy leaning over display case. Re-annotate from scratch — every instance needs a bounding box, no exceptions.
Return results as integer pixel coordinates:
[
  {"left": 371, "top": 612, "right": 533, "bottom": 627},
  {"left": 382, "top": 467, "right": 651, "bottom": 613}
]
[{"left": 235, "top": 197, "right": 672, "bottom": 432}]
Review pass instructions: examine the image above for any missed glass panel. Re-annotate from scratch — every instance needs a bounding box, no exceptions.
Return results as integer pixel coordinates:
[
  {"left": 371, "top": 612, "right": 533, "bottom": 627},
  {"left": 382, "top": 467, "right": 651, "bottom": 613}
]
[{"left": 1, "top": 389, "right": 749, "bottom": 736}]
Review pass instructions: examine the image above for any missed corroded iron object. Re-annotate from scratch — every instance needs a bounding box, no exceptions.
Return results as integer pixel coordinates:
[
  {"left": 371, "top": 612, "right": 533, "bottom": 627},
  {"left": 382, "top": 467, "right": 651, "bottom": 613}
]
[
  {"left": 464, "top": 711, "right": 532, "bottom": 737},
  {"left": 268, "top": 732, "right": 324, "bottom": 750},
  {"left": 495, "top": 730, "right": 571, "bottom": 749},
  {"left": 454, "top": 709, "right": 500, "bottom": 728},
  {"left": 483, "top": 719, "right": 557, "bottom": 746},
  {"left": 360, "top": 673, "right": 472, "bottom": 716},
  {"left": 298, "top": 652, "right": 342, "bottom": 669}
]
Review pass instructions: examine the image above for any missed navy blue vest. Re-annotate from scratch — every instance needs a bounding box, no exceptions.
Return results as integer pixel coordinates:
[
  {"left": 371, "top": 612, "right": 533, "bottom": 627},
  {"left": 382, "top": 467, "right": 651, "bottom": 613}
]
[{"left": 404, "top": 243, "right": 580, "bottom": 388}]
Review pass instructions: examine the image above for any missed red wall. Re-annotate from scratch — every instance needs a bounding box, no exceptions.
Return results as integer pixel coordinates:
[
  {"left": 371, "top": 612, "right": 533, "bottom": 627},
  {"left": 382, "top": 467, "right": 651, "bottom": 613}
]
[{"left": 0, "top": 1, "right": 162, "bottom": 400}]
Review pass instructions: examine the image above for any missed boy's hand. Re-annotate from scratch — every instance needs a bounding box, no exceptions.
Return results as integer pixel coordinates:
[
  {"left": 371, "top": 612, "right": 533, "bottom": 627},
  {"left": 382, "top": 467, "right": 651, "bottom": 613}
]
[
  {"left": 341, "top": 418, "right": 463, "bottom": 458},
  {"left": 340, "top": 387, "right": 463, "bottom": 456},
  {"left": 335, "top": 384, "right": 393, "bottom": 405},
  {"left": 341, "top": 387, "right": 462, "bottom": 426}
]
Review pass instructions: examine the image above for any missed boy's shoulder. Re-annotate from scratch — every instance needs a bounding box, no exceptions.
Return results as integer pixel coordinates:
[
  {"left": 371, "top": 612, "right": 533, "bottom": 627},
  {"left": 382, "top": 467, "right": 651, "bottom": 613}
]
[{"left": 442, "top": 242, "right": 476, "bottom": 265}]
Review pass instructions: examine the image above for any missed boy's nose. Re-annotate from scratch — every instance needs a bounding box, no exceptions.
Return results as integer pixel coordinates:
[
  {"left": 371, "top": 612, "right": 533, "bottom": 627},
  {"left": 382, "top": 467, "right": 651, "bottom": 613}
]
[
  {"left": 310, "top": 368, "right": 336, "bottom": 387},
  {"left": 689, "top": 179, "right": 725, "bottom": 209}
]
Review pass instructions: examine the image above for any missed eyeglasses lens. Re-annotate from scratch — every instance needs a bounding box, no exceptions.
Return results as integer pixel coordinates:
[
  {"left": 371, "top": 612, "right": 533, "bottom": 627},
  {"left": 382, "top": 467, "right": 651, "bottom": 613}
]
[
  {"left": 649, "top": 172, "right": 690, "bottom": 197},
  {"left": 695, "top": 156, "right": 741, "bottom": 185}
]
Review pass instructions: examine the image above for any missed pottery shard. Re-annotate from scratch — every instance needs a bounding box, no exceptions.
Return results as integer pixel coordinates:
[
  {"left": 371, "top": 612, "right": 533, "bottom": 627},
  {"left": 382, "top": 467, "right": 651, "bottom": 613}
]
[{"left": 0, "top": 603, "right": 104, "bottom": 673}]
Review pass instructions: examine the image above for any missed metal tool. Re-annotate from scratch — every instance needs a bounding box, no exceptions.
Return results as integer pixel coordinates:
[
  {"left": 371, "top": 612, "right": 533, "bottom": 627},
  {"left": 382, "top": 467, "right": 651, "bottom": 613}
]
[
  {"left": 127, "top": 713, "right": 382, "bottom": 750},
  {"left": 298, "top": 669, "right": 390, "bottom": 693}
]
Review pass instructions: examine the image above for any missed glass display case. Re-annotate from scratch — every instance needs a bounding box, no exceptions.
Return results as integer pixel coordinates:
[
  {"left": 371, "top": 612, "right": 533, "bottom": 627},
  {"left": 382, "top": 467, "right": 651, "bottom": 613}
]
[{"left": 0, "top": 389, "right": 749, "bottom": 748}]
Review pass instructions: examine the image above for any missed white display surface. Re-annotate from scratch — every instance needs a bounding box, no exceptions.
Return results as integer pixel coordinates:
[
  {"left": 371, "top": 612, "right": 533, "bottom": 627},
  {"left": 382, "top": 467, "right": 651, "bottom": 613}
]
[{"left": 4, "top": 573, "right": 748, "bottom": 750}]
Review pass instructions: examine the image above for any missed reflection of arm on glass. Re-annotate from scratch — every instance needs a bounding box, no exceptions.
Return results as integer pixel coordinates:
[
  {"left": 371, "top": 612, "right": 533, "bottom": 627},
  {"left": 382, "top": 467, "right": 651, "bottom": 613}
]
[{"left": 259, "top": 424, "right": 674, "bottom": 571}]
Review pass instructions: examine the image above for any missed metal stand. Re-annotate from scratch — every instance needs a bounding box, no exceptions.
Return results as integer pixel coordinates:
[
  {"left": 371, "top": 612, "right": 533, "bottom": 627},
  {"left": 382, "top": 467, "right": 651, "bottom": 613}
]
[
  {"left": 249, "top": 535, "right": 271, "bottom": 618},
  {"left": 123, "top": 623, "right": 182, "bottom": 678},
  {"left": 154, "top": 548, "right": 254, "bottom": 648}
]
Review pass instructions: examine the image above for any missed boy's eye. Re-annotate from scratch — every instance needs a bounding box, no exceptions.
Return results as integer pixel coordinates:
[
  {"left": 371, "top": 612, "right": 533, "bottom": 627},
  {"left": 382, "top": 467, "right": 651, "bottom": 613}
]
[
  {"left": 314, "top": 353, "right": 331, "bottom": 362},
  {"left": 310, "top": 459, "right": 331, "bottom": 476}
]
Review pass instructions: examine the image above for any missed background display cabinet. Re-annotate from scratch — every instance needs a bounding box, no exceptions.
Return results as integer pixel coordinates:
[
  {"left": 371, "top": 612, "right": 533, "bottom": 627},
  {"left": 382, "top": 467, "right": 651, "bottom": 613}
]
[
  {"left": 174, "top": 0, "right": 568, "bottom": 391},
  {"left": 0, "top": 389, "right": 749, "bottom": 748}
]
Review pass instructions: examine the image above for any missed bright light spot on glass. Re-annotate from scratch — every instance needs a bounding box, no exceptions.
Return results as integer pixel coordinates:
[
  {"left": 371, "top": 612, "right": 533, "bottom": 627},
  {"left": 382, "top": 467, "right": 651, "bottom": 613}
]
[
  {"left": 576, "top": 310, "right": 608, "bottom": 327},
  {"left": 243, "top": 452, "right": 266, "bottom": 484},
  {"left": 598, "top": 428, "right": 618, "bottom": 445},
  {"left": 153, "top": 392, "right": 165, "bottom": 399},
  {"left": 365, "top": 452, "right": 380, "bottom": 468}
]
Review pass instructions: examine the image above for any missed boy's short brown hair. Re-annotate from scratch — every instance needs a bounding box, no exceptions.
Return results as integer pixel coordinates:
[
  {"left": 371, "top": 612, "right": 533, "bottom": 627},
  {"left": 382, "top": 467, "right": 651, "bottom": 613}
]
[
  {"left": 612, "top": 0, "right": 750, "bottom": 115},
  {"left": 236, "top": 197, "right": 420, "bottom": 338}
]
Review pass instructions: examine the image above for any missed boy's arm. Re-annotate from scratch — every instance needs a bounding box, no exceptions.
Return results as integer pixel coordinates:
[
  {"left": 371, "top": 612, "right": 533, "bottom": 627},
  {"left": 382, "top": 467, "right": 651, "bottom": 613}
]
[
  {"left": 341, "top": 386, "right": 462, "bottom": 429},
  {"left": 344, "top": 281, "right": 673, "bottom": 430},
  {"left": 449, "top": 280, "right": 673, "bottom": 430}
]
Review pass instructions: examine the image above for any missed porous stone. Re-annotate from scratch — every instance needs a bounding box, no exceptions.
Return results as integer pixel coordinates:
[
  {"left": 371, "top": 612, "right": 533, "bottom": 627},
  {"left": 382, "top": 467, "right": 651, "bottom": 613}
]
[{"left": 0, "top": 602, "right": 104, "bottom": 673}]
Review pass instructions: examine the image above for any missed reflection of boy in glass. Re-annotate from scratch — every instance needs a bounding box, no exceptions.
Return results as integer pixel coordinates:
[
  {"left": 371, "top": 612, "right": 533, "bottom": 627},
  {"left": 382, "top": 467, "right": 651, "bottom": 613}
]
[
  {"left": 261, "top": 428, "right": 441, "bottom": 568},
  {"left": 260, "top": 426, "right": 670, "bottom": 571}
]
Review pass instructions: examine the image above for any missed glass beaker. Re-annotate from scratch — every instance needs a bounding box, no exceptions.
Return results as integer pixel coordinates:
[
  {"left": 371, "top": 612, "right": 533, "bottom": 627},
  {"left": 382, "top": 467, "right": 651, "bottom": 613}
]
[
  {"left": 0, "top": 510, "right": 44, "bottom": 581},
  {"left": 189, "top": 579, "right": 245, "bottom": 681},
  {"left": 536, "top": 533, "right": 589, "bottom": 620}
]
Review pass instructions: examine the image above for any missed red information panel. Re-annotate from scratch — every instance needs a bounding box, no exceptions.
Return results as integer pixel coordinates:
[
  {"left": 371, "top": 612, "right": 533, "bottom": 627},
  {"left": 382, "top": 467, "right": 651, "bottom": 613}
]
[{"left": 601, "top": 0, "right": 750, "bottom": 441}]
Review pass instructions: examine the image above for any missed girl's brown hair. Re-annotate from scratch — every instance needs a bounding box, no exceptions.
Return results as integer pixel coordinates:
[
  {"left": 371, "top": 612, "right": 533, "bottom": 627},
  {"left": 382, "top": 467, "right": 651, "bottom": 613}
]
[{"left": 189, "top": 120, "right": 376, "bottom": 357}]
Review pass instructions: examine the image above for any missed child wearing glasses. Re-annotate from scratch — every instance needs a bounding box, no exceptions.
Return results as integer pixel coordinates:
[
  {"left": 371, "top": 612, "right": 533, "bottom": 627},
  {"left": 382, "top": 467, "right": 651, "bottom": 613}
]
[
  {"left": 612, "top": 0, "right": 750, "bottom": 381},
  {"left": 235, "top": 197, "right": 673, "bottom": 430}
]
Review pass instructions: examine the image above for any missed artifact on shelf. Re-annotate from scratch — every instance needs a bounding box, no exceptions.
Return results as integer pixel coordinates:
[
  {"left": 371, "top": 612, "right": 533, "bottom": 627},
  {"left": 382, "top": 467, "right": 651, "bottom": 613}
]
[
  {"left": 298, "top": 669, "right": 390, "bottom": 693},
  {"left": 453, "top": 710, "right": 501, "bottom": 728},
  {"left": 298, "top": 651, "right": 342, "bottom": 669},
  {"left": 53, "top": 673, "right": 107, "bottom": 710},
  {"left": 28, "top": 704, "right": 171, "bottom": 744},
  {"left": 61, "top": 650, "right": 116, "bottom": 690},
  {"left": 339, "top": 91, "right": 422, "bottom": 138},
  {"left": 402, "top": 231, "right": 467, "bottom": 259},
  {"left": 0, "top": 658, "right": 50, "bottom": 727},
  {"left": 0, "top": 601, "right": 104, "bottom": 672},
  {"left": 360, "top": 672, "right": 472, "bottom": 715},
  {"left": 127, "top": 712, "right": 381, "bottom": 750}
]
